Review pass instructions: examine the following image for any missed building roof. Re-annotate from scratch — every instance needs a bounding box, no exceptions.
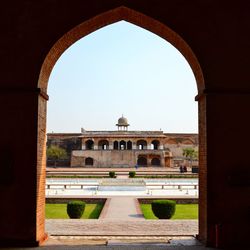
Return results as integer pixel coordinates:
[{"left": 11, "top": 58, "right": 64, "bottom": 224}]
[{"left": 79, "top": 130, "right": 165, "bottom": 138}]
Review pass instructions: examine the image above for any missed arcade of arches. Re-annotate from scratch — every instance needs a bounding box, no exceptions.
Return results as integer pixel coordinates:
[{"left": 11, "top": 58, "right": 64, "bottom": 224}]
[
  {"left": 48, "top": 116, "right": 198, "bottom": 168},
  {"left": 1, "top": 1, "right": 250, "bottom": 249}
]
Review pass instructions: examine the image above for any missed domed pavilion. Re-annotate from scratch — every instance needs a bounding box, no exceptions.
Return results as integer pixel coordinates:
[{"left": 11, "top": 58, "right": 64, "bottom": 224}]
[{"left": 116, "top": 115, "right": 130, "bottom": 131}]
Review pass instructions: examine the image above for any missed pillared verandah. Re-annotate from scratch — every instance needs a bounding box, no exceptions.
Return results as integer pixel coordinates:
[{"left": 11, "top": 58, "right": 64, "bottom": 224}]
[{"left": 47, "top": 116, "right": 198, "bottom": 168}]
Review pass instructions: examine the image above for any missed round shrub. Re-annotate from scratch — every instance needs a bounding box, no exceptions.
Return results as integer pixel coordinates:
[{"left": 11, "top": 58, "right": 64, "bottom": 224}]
[
  {"left": 109, "top": 171, "right": 116, "bottom": 178},
  {"left": 151, "top": 200, "right": 176, "bottom": 219},
  {"left": 129, "top": 171, "right": 136, "bottom": 178},
  {"left": 67, "top": 201, "right": 85, "bottom": 219}
]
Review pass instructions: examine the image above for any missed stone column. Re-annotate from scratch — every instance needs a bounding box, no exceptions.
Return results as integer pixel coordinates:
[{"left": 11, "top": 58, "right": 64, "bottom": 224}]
[
  {"left": 147, "top": 157, "right": 150, "bottom": 167},
  {"left": 81, "top": 140, "right": 85, "bottom": 150},
  {"left": 160, "top": 156, "right": 165, "bottom": 167},
  {"left": 109, "top": 141, "right": 113, "bottom": 150}
]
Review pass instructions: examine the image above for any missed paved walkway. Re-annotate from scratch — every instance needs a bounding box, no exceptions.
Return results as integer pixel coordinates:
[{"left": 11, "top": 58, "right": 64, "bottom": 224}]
[
  {"left": 100, "top": 197, "right": 144, "bottom": 220},
  {"left": 46, "top": 219, "right": 198, "bottom": 236},
  {"left": 44, "top": 196, "right": 200, "bottom": 248},
  {"left": 46, "top": 196, "right": 198, "bottom": 236},
  {"left": 9, "top": 236, "right": 216, "bottom": 250}
]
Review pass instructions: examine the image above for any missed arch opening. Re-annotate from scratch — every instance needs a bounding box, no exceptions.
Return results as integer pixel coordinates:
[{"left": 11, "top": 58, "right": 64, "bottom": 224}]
[
  {"left": 151, "top": 157, "right": 161, "bottom": 166},
  {"left": 98, "top": 140, "right": 109, "bottom": 150},
  {"left": 127, "top": 141, "right": 132, "bottom": 150},
  {"left": 85, "top": 139, "right": 94, "bottom": 150},
  {"left": 120, "top": 140, "right": 126, "bottom": 150},
  {"left": 137, "top": 156, "right": 147, "bottom": 166},
  {"left": 85, "top": 157, "right": 94, "bottom": 166},
  {"left": 137, "top": 140, "right": 147, "bottom": 150},
  {"left": 151, "top": 140, "right": 160, "bottom": 150},
  {"left": 113, "top": 141, "right": 119, "bottom": 150},
  {"left": 37, "top": 5, "right": 206, "bottom": 245}
]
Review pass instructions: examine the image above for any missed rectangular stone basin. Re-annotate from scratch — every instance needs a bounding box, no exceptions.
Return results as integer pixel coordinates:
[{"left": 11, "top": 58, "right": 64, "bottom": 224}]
[{"left": 98, "top": 179, "right": 146, "bottom": 191}]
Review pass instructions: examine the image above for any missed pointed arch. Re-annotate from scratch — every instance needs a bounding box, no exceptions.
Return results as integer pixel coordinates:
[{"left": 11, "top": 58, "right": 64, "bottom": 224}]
[
  {"left": 36, "top": 5, "right": 206, "bottom": 244},
  {"left": 38, "top": 6, "right": 204, "bottom": 93}
]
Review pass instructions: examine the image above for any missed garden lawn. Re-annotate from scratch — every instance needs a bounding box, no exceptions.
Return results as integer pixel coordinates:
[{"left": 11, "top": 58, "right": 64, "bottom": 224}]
[
  {"left": 140, "top": 204, "right": 198, "bottom": 219},
  {"left": 46, "top": 203, "right": 104, "bottom": 219}
]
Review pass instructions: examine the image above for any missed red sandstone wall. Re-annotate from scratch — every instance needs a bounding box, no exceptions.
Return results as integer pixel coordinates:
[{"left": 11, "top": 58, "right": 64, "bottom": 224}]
[{"left": 0, "top": 0, "right": 250, "bottom": 247}]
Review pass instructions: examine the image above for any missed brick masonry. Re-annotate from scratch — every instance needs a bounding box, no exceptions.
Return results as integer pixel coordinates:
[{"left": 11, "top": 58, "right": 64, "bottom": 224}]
[{"left": 1, "top": 1, "right": 250, "bottom": 248}]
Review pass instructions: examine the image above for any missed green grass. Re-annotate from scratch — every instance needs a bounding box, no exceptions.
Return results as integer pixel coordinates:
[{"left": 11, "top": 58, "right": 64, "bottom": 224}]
[
  {"left": 140, "top": 204, "right": 198, "bottom": 219},
  {"left": 46, "top": 203, "right": 104, "bottom": 219}
]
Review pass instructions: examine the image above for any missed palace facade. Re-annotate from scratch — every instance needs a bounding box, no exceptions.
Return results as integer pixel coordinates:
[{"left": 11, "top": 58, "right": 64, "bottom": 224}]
[{"left": 47, "top": 116, "right": 198, "bottom": 168}]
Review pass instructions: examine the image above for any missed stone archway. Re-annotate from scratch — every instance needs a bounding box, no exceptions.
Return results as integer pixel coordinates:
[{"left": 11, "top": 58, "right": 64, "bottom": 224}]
[
  {"left": 151, "top": 140, "right": 160, "bottom": 150},
  {"left": 136, "top": 140, "right": 147, "bottom": 150},
  {"left": 37, "top": 5, "right": 206, "bottom": 245},
  {"left": 151, "top": 157, "right": 161, "bottom": 166},
  {"left": 137, "top": 156, "right": 147, "bottom": 166},
  {"left": 120, "top": 140, "right": 126, "bottom": 150},
  {"left": 98, "top": 140, "right": 109, "bottom": 150},
  {"left": 113, "top": 141, "right": 119, "bottom": 150},
  {"left": 85, "top": 157, "right": 94, "bottom": 166},
  {"left": 85, "top": 139, "right": 94, "bottom": 150}
]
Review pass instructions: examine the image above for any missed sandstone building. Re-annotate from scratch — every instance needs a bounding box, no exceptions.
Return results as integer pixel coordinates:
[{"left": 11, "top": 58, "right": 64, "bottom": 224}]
[{"left": 47, "top": 116, "right": 198, "bottom": 168}]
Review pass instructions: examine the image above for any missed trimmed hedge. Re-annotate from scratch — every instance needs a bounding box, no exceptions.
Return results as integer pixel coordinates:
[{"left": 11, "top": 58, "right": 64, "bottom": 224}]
[
  {"left": 109, "top": 171, "right": 116, "bottom": 178},
  {"left": 67, "top": 201, "right": 85, "bottom": 219},
  {"left": 151, "top": 200, "right": 176, "bottom": 219},
  {"left": 129, "top": 171, "right": 136, "bottom": 178}
]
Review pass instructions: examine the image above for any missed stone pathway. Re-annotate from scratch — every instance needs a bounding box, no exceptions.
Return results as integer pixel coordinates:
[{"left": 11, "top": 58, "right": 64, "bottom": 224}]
[
  {"left": 46, "top": 196, "right": 198, "bottom": 236},
  {"left": 99, "top": 197, "right": 144, "bottom": 220},
  {"left": 46, "top": 219, "right": 198, "bottom": 236},
  {"left": 8, "top": 236, "right": 216, "bottom": 250}
]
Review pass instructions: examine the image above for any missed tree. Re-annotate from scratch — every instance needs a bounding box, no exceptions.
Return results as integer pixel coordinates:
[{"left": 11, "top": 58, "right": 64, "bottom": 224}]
[
  {"left": 47, "top": 145, "right": 67, "bottom": 167},
  {"left": 182, "top": 148, "right": 198, "bottom": 168}
]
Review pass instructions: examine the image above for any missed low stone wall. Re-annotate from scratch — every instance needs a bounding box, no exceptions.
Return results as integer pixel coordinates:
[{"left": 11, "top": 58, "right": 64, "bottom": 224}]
[
  {"left": 138, "top": 197, "right": 198, "bottom": 204},
  {"left": 47, "top": 159, "right": 70, "bottom": 167},
  {"left": 46, "top": 197, "right": 106, "bottom": 204}
]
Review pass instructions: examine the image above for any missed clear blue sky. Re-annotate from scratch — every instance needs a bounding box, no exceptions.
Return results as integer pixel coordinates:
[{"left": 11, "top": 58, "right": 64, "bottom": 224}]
[{"left": 47, "top": 21, "right": 198, "bottom": 133}]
